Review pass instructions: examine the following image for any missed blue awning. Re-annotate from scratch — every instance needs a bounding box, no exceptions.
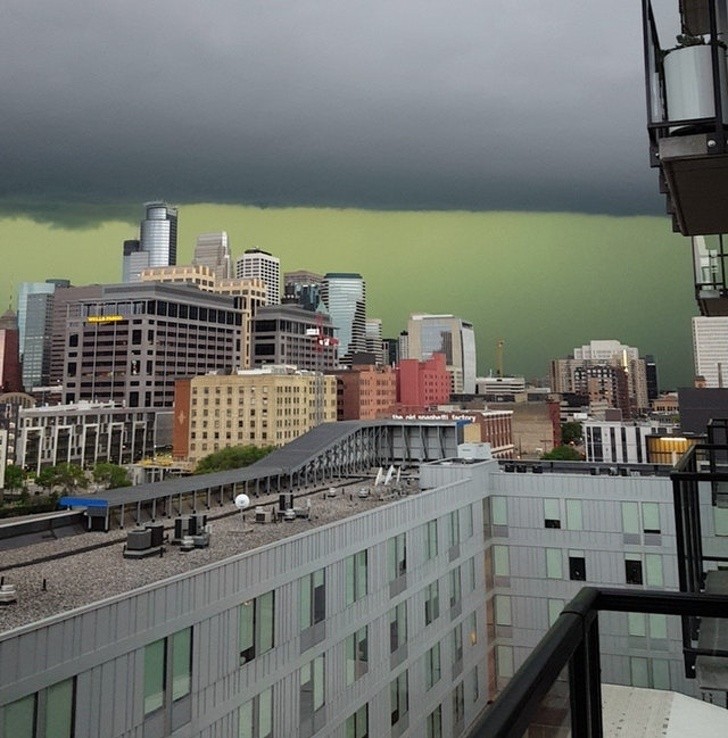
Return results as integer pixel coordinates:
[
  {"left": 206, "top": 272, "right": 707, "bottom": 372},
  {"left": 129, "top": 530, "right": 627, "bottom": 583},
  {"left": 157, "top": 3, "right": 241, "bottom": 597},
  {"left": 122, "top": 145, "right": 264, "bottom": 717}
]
[{"left": 59, "top": 496, "right": 109, "bottom": 509}]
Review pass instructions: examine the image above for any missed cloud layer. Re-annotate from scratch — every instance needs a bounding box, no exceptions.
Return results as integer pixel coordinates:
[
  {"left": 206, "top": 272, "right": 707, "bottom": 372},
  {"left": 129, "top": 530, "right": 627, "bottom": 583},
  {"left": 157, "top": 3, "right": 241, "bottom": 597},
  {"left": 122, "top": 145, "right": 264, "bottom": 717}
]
[{"left": 2, "top": 1, "right": 666, "bottom": 222}]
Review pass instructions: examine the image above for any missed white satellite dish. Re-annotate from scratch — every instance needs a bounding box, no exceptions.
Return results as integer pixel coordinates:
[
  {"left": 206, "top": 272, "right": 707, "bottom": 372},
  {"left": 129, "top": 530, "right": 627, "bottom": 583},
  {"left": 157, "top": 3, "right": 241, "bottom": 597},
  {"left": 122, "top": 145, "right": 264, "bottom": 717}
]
[{"left": 234, "top": 494, "right": 250, "bottom": 510}]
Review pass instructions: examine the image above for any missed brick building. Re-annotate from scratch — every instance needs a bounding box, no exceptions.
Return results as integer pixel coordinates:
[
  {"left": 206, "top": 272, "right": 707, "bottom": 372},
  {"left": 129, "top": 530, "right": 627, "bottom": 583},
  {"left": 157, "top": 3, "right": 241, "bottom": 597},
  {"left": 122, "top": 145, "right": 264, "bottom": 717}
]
[
  {"left": 333, "top": 364, "right": 397, "bottom": 420},
  {"left": 396, "top": 353, "right": 451, "bottom": 412}
]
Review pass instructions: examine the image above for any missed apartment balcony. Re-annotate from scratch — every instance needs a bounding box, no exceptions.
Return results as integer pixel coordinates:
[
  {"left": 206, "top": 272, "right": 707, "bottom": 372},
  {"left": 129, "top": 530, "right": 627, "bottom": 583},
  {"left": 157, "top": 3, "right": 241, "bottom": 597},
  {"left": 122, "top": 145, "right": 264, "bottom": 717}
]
[
  {"left": 643, "top": 1, "right": 728, "bottom": 235},
  {"left": 693, "top": 234, "right": 728, "bottom": 314}
]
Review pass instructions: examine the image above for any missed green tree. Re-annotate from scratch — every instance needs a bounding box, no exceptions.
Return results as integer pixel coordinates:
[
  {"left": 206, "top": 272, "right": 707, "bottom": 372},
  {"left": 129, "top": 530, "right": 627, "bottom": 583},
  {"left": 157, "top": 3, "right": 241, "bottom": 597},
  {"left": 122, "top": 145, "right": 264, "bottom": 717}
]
[
  {"left": 3, "top": 464, "right": 25, "bottom": 491},
  {"left": 36, "top": 465, "right": 60, "bottom": 493},
  {"left": 92, "top": 462, "right": 131, "bottom": 489},
  {"left": 54, "top": 463, "right": 88, "bottom": 494},
  {"left": 541, "top": 445, "right": 583, "bottom": 461},
  {"left": 561, "top": 421, "right": 583, "bottom": 446},
  {"left": 195, "top": 445, "right": 276, "bottom": 474}
]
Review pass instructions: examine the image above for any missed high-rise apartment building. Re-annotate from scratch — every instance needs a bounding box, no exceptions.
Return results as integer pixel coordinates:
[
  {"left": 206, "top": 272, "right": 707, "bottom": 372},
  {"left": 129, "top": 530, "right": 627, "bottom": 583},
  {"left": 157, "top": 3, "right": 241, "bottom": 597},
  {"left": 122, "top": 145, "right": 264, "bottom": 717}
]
[
  {"left": 692, "top": 316, "right": 728, "bottom": 388},
  {"left": 122, "top": 202, "right": 178, "bottom": 282},
  {"left": 193, "top": 232, "right": 232, "bottom": 280},
  {"left": 236, "top": 248, "right": 280, "bottom": 305},
  {"left": 321, "top": 273, "right": 366, "bottom": 363},
  {"left": 364, "top": 318, "right": 386, "bottom": 365},
  {"left": 550, "top": 339, "right": 649, "bottom": 413},
  {"left": 405, "top": 314, "right": 477, "bottom": 394}
]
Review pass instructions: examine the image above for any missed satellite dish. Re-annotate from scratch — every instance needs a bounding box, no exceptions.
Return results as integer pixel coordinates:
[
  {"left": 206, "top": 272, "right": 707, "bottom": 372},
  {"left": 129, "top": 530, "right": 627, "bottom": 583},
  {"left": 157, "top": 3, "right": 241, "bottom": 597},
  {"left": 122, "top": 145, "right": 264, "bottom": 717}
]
[{"left": 235, "top": 494, "right": 250, "bottom": 510}]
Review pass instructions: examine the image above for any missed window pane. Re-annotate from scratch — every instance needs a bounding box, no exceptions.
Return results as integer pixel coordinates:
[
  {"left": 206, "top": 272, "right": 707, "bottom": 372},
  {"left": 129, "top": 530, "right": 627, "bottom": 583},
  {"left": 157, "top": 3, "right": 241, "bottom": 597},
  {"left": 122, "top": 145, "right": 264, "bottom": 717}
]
[
  {"left": 491, "top": 497, "right": 507, "bottom": 526},
  {"left": 172, "top": 628, "right": 192, "bottom": 701},
  {"left": 299, "top": 575, "right": 312, "bottom": 629},
  {"left": 566, "top": 500, "right": 583, "bottom": 530},
  {"left": 239, "top": 699, "right": 253, "bottom": 738},
  {"left": 642, "top": 503, "right": 660, "bottom": 533},
  {"left": 258, "top": 592, "right": 274, "bottom": 654},
  {"left": 493, "top": 545, "right": 509, "bottom": 576},
  {"left": 715, "top": 507, "right": 728, "bottom": 536},
  {"left": 45, "top": 679, "right": 73, "bottom": 738},
  {"left": 546, "top": 548, "right": 562, "bottom": 579},
  {"left": 548, "top": 599, "right": 563, "bottom": 627},
  {"left": 544, "top": 498, "right": 560, "bottom": 522},
  {"left": 628, "top": 612, "right": 646, "bottom": 637},
  {"left": 259, "top": 687, "right": 273, "bottom": 738},
  {"left": 646, "top": 554, "right": 663, "bottom": 586},
  {"left": 240, "top": 601, "right": 254, "bottom": 661},
  {"left": 631, "top": 657, "right": 649, "bottom": 687},
  {"left": 497, "top": 645, "right": 514, "bottom": 678},
  {"left": 652, "top": 659, "right": 670, "bottom": 690},
  {"left": 3, "top": 694, "right": 35, "bottom": 738},
  {"left": 356, "top": 551, "right": 367, "bottom": 601},
  {"left": 622, "top": 502, "right": 639, "bottom": 534},
  {"left": 650, "top": 614, "right": 668, "bottom": 640},
  {"left": 144, "top": 639, "right": 166, "bottom": 715},
  {"left": 313, "top": 655, "right": 325, "bottom": 711},
  {"left": 495, "top": 595, "right": 512, "bottom": 626}
]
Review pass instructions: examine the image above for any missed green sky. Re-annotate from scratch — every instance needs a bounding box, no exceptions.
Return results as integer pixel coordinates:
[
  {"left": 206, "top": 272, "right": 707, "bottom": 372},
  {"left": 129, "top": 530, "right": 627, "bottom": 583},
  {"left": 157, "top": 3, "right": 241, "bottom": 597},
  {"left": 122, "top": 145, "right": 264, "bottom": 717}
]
[{"left": 0, "top": 205, "right": 696, "bottom": 388}]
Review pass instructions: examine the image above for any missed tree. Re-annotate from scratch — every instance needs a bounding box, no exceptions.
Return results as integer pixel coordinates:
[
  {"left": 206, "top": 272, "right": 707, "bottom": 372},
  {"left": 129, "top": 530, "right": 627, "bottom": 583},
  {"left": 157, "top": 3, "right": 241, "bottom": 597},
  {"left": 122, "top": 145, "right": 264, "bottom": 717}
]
[
  {"left": 3, "top": 465, "right": 25, "bottom": 492},
  {"left": 541, "top": 445, "right": 583, "bottom": 461},
  {"left": 36, "top": 466, "right": 60, "bottom": 493},
  {"left": 92, "top": 462, "right": 131, "bottom": 489},
  {"left": 561, "top": 421, "right": 583, "bottom": 446},
  {"left": 195, "top": 445, "right": 276, "bottom": 474}
]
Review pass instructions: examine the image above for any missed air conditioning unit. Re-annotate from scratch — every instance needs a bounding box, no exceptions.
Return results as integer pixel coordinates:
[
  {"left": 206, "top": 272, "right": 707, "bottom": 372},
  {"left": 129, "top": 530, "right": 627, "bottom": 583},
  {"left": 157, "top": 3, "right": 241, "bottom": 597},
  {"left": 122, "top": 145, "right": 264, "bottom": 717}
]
[{"left": 255, "top": 507, "right": 273, "bottom": 523}]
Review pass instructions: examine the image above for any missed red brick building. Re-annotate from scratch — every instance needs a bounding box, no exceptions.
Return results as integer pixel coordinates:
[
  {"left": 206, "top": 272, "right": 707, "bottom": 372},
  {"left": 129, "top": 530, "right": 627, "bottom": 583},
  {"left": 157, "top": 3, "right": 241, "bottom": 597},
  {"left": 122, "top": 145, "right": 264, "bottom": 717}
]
[
  {"left": 333, "top": 364, "right": 397, "bottom": 420},
  {"left": 0, "top": 309, "right": 23, "bottom": 393},
  {"left": 396, "top": 353, "right": 450, "bottom": 413}
]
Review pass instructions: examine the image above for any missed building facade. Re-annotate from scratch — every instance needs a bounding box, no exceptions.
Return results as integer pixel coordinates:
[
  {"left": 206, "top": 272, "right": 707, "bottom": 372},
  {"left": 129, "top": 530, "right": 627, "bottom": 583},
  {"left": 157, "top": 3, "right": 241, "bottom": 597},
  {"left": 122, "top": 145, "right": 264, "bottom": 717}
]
[
  {"left": 334, "top": 365, "right": 397, "bottom": 420},
  {"left": 320, "top": 273, "right": 366, "bottom": 364},
  {"left": 283, "top": 270, "right": 323, "bottom": 312},
  {"left": 54, "top": 283, "right": 243, "bottom": 408},
  {"left": 251, "top": 304, "right": 337, "bottom": 372},
  {"left": 405, "top": 314, "right": 477, "bottom": 395},
  {"left": 173, "top": 367, "right": 337, "bottom": 462},
  {"left": 396, "top": 353, "right": 451, "bottom": 412},
  {"left": 692, "top": 316, "right": 728, "bottom": 388},
  {"left": 193, "top": 232, "right": 232, "bottom": 280},
  {"left": 122, "top": 202, "right": 178, "bottom": 282},
  {"left": 0, "top": 310, "right": 22, "bottom": 394},
  {"left": 16, "top": 402, "right": 158, "bottom": 475},
  {"left": 236, "top": 248, "right": 280, "bottom": 305}
]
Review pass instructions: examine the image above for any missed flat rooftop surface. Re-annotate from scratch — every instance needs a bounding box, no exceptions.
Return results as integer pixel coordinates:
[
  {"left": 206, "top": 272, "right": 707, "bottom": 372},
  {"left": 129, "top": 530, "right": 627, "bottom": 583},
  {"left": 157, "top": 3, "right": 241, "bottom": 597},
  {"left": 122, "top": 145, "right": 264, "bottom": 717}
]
[
  {"left": 602, "top": 683, "right": 728, "bottom": 737},
  {"left": 0, "top": 475, "right": 415, "bottom": 635}
]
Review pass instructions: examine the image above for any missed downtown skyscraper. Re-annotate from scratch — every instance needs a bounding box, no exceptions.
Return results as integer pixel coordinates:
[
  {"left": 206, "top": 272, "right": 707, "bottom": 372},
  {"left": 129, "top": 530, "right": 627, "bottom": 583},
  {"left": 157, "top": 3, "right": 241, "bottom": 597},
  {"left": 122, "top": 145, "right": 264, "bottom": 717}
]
[{"left": 122, "top": 202, "right": 178, "bottom": 282}]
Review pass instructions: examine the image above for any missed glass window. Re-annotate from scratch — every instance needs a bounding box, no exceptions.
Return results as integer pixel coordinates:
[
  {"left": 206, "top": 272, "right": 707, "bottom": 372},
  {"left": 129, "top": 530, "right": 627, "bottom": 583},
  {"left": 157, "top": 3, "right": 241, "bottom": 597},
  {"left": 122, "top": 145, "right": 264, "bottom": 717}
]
[
  {"left": 652, "top": 659, "right": 671, "bottom": 690},
  {"left": 144, "top": 639, "right": 166, "bottom": 715},
  {"left": 426, "top": 520, "right": 439, "bottom": 559},
  {"left": 493, "top": 545, "right": 509, "bottom": 577},
  {"left": 452, "top": 623, "right": 463, "bottom": 664},
  {"left": 650, "top": 614, "right": 668, "bottom": 640},
  {"left": 3, "top": 694, "right": 36, "bottom": 738},
  {"left": 346, "top": 627, "right": 369, "bottom": 685},
  {"left": 390, "top": 602, "right": 407, "bottom": 653},
  {"left": 642, "top": 503, "right": 660, "bottom": 534},
  {"left": 465, "top": 556, "right": 477, "bottom": 592},
  {"left": 494, "top": 595, "right": 512, "bottom": 626},
  {"left": 646, "top": 554, "right": 663, "bottom": 586},
  {"left": 300, "top": 569, "right": 325, "bottom": 630},
  {"left": 547, "top": 599, "right": 564, "bottom": 627},
  {"left": 45, "top": 679, "right": 74, "bottom": 738},
  {"left": 566, "top": 500, "right": 583, "bottom": 530},
  {"left": 569, "top": 551, "right": 586, "bottom": 581},
  {"left": 425, "top": 643, "right": 441, "bottom": 689},
  {"left": 172, "top": 628, "right": 192, "bottom": 702},
  {"left": 715, "top": 506, "right": 728, "bottom": 536},
  {"left": 346, "top": 551, "right": 368, "bottom": 605},
  {"left": 390, "top": 671, "right": 409, "bottom": 727},
  {"left": 630, "top": 657, "right": 649, "bottom": 688},
  {"left": 628, "top": 612, "right": 647, "bottom": 637},
  {"left": 239, "top": 687, "right": 273, "bottom": 738},
  {"left": 427, "top": 704, "right": 442, "bottom": 738},
  {"left": 544, "top": 498, "right": 561, "bottom": 528},
  {"left": 496, "top": 645, "right": 514, "bottom": 678},
  {"left": 491, "top": 497, "right": 507, "bottom": 526},
  {"left": 388, "top": 534, "right": 407, "bottom": 582},
  {"left": 453, "top": 682, "right": 465, "bottom": 725},
  {"left": 468, "top": 666, "right": 479, "bottom": 704},
  {"left": 425, "top": 581, "right": 440, "bottom": 625},
  {"left": 300, "top": 655, "right": 325, "bottom": 724},
  {"left": 546, "top": 548, "right": 562, "bottom": 579},
  {"left": 449, "top": 510, "right": 460, "bottom": 547},
  {"left": 344, "top": 704, "right": 368, "bottom": 738},
  {"left": 449, "top": 568, "right": 462, "bottom": 609},
  {"left": 463, "top": 505, "right": 474, "bottom": 540},
  {"left": 240, "top": 592, "right": 275, "bottom": 664},
  {"left": 467, "top": 611, "right": 478, "bottom": 646},
  {"left": 621, "top": 502, "right": 639, "bottom": 535},
  {"left": 625, "top": 555, "right": 643, "bottom": 585}
]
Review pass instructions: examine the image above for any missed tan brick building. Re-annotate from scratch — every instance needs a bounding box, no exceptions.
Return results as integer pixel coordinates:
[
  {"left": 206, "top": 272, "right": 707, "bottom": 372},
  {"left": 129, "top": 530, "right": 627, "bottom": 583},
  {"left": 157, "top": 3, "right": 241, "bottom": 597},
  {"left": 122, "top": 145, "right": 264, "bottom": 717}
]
[{"left": 173, "top": 367, "right": 336, "bottom": 462}]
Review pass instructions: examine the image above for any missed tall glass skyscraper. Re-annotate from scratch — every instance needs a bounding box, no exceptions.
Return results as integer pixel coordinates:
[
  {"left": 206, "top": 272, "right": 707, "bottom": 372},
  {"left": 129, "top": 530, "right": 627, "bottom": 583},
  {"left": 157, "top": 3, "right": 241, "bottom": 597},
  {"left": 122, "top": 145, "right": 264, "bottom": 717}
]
[
  {"left": 123, "top": 202, "right": 178, "bottom": 282},
  {"left": 321, "top": 273, "right": 366, "bottom": 363},
  {"left": 406, "top": 313, "right": 477, "bottom": 394}
]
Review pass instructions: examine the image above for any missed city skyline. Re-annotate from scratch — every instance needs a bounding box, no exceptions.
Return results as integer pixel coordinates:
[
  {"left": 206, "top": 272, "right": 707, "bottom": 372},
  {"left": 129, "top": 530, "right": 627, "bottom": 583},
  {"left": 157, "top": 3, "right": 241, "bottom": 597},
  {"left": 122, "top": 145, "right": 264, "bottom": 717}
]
[{"left": 1, "top": 204, "right": 694, "bottom": 389}]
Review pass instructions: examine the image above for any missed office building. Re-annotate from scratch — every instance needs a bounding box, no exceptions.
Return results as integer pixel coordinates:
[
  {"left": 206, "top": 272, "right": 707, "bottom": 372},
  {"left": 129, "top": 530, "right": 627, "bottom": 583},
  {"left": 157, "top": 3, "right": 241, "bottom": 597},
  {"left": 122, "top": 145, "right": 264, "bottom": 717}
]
[
  {"left": 53, "top": 282, "right": 243, "bottom": 408},
  {"left": 396, "top": 353, "right": 451, "bottom": 411},
  {"left": 550, "top": 340, "right": 650, "bottom": 414},
  {"left": 16, "top": 401, "right": 158, "bottom": 475},
  {"left": 16, "top": 280, "right": 67, "bottom": 350},
  {"left": 476, "top": 376, "right": 527, "bottom": 401},
  {"left": 236, "top": 248, "right": 280, "bottom": 305},
  {"left": 172, "top": 367, "right": 336, "bottom": 461},
  {"left": 583, "top": 419, "right": 684, "bottom": 465},
  {"left": 364, "top": 318, "right": 386, "bottom": 365},
  {"left": 333, "top": 364, "right": 397, "bottom": 420},
  {"left": 405, "top": 314, "right": 477, "bottom": 394},
  {"left": 321, "top": 273, "right": 367, "bottom": 363},
  {"left": 283, "top": 270, "right": 323, "bottom": 312},
  {"left": 251, "top": 304, "right": 337, "bottom": 371},
  {"left": 193, "top": 232, "right": 232, "bottom": 280},
  {"left": 692, "top": 316, "right": 728, "bottom": 388},
  {"left": 0, "top": 309, "right": 22, "bottom": 394},
  {"left": 122, "top": 202, "right": 178, "bottom": 282}
]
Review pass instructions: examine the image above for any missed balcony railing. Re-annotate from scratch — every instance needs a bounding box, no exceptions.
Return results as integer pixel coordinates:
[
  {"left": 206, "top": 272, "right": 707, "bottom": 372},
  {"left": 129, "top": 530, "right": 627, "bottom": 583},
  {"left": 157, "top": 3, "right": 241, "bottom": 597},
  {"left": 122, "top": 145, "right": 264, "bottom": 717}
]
[{"left": 468, "top": 587, "right": 728, "bottom": 738}]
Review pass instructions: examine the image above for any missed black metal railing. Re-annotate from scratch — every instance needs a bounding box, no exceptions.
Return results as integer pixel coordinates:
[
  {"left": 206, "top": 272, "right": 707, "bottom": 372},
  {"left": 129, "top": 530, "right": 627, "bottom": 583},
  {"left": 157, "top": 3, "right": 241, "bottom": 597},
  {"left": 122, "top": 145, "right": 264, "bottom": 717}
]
[{"left": 468, "top": 587, "right": 728, "bottom": 738}]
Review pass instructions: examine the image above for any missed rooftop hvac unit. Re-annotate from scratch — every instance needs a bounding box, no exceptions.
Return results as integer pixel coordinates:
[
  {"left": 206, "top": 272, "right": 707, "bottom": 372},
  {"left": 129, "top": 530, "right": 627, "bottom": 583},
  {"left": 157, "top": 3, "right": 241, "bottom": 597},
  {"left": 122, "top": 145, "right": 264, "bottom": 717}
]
[
  {"left": 147, "top": 522, "right": 165, "bottom": 547},
  {"left": 0, "top": 584, "right": 17, "bottom": 606},
  {"left": 126, "top": 528, "right": 152, "bottom": 551},
  {"left": 279, "top": 492, "right": 293, "bottom": 511},
  {"left": 255, "top": 507, "right": 273, "bottom": 523}
]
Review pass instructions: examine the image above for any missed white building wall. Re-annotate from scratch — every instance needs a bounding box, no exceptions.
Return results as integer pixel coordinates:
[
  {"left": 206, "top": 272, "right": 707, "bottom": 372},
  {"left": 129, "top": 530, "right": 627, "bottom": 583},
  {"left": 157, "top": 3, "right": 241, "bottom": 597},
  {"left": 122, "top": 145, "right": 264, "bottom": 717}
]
[{"left": 693, "top": 316, "right": 728, "bottom": 387}]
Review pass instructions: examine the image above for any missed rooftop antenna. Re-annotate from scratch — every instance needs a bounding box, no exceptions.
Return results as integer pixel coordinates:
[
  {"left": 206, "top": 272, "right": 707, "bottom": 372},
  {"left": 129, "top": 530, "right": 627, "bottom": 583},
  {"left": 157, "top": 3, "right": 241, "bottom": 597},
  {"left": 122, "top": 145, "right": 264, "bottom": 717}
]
[{"left": 496, "top": 339, "right": 505, "bottom": 378}]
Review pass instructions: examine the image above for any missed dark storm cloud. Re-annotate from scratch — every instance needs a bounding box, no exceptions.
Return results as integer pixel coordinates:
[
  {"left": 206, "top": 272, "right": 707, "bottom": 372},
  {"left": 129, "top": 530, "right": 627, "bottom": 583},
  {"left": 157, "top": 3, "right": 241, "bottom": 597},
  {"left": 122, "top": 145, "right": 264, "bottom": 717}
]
[{"left": 1, "top": 0, "right": 664, "bottom": 223}]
